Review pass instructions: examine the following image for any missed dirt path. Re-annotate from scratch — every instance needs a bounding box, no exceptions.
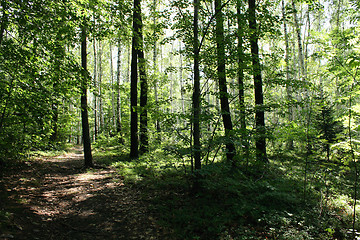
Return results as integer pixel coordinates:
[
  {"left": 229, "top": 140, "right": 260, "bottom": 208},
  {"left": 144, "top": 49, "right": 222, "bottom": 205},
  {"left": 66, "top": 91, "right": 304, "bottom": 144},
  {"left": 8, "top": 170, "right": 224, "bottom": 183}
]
[{"left": 0, "top": 148, "right": 166, "bottom": 239}]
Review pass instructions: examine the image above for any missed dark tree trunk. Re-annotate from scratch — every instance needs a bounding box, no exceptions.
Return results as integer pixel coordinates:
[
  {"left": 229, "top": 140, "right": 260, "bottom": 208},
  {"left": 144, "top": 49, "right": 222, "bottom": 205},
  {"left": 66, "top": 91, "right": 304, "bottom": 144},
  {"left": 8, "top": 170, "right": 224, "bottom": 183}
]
[
  {"left": 0, "top": 0, "right": 8, "bottom": 46},
  {"left": 236, "top": 1, "right": 249, "bottom": 156},
  {"left": 80, "top": 26, "right": 94, "bottom": 168},
  {"left": 193, "top": 0, "right": 201, "bottom": 170},
  {"left": 215, "top": 0, "right": 236, "bottom": 163},
  {"left": 137, "top": 2, "right": 148, "bottom": 154},
  {"left": 130, "top": 0, "right": 140, "bottom": 159},
  {"left": 248, "top": 0, "right": 268, "bottom": 162},
  {"left": 50, "top": 102, "right": 58, "bottom": 142}
]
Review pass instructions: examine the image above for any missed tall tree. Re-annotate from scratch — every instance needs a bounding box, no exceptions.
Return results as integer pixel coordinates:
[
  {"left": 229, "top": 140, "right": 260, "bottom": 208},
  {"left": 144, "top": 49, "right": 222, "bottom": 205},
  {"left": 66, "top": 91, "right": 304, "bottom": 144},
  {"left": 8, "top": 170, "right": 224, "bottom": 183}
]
[
  {"left": 248, "top": 0, "right": 267, "bottom": 162},
  {"left": 215, "top": 0, "right": 236, "bottom": 163},
  {"left": 193, "top": 0, "right": 201, "bottom": 170},
  {"left": 130, "top": 0, "right": 140, "bottom": 159},
  {"left": 292, "top": 0, "right": 306, "bottom": 83},
  {"left": 137, "top": 0, "right": 149, "bottom": 154},
  {"left": 116, "top": 38, "right": 123, "bottom": 138},
  {"left": 282, "top": 0, "right": 294, "bottom": 150},
  {"left": 93, "top": 37, "right": 98, "bottom": 141},
  {"left": 98, "top": 41, "right": 104, "bottom": 133},
  {"left": 152, "top": 0, "right": 161, "bottom": 136},
  {"left": 80, "top": 24, "right": 94, "bottom": 168},
  {"left": 0, "top": 0, "right": 8, "bottom": 46},
  {"left": 236, "top": 0, "right": 248, "bottom": 156}
]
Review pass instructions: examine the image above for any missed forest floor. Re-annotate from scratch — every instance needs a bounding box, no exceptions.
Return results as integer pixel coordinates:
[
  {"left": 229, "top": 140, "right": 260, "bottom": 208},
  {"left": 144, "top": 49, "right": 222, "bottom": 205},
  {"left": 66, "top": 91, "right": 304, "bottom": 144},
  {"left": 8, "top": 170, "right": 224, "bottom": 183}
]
[{"left": 0, "top": 147, "right": 169, "bottom": 240}]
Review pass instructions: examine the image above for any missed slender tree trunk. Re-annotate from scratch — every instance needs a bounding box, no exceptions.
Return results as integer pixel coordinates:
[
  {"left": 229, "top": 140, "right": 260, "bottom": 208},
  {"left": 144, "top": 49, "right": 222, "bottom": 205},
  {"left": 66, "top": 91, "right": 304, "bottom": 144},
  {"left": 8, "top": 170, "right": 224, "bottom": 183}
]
[
  {"left": 80, "top": 26, "right": 94, "bottom": 168},
  {"left": 179, "top": 42, "right": 185, "bottom": 113},
  {"left": 50, "top": 101, "right": 58, "bottom": 142},
  {"left": 137, "top": 1, "right": 149, "bottom": 154},
  {"left": 193, "top": 0, "right": 201, "bottom": 170},
  {"left": 282, "top": 0, "right": 294, "bottom": 150},
  {"left": 152, "top": 3, "right": 161, "bottom": 135},
  {"left": 236, "top": 0, "right": 249, "bottom": 156},
  {"left": 215, "top": 0, "right": 236, "bottom": 163},
  {"left": 248, "top": 0, "right": 267, "bottom": 162},
  {"left": 292, "top": 0, "right": 305, "bottom": 82},
  {"left": 98, "top": 41, "right": 104, "bottom": 133},
  {"left": 130, "top": 0, "right": 140, "bottom": 159},
  {"left": 153, "top": 0, "right": 160, "bottom": 135},
  {"left": 154, "top": 45, "right": 161, "bottom": 134},
  {"left": 0, "top": 0, "right": 8, "bottom": 46},
  {"left": 93, "top": 38, "right": 98, "bottom": 141},
  {"left": 110, "top": 42, "right": 115, "bottom": 131},
  {"left": 116, "top": 39, "right": 123, "bottom": 141},
  {"left": 169, "top": 44, "right": 174, "bottom": 113}
]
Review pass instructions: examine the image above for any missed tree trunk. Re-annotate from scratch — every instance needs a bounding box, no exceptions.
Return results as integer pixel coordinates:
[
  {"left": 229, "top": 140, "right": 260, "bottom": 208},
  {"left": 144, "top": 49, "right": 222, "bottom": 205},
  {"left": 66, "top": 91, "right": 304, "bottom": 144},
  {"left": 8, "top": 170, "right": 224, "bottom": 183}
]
[
  {"left": 292, "top": 0, "right": 305, "bottom": 82},
  {"left": 98, "top": 41, "right": 104, "bottom": 133},
  {"left": 93, "top": 38, "right": 98, "bottom": 141},
  {"left": 130, "top": 0, "right": 140, "bottom": 159},
  {"left": 282, "top": 0, "right": 294, "bottom": 150},
  {"left": 215, "top": 0, "right": 236, "bottom": 163},
  {"left": 80, "top": 26, "right": 94, "bottom": 168},
  {"left": 193, "top": 0, "right": 201, "bottom": 170},
  {"left": 248, "top": 0, "right": 268, "bottom": 162},
  {"left": 116, "top": 39, "right": 123, "bottom": 143},
  {"left": 179, "top": 42, "right": 185, "bottom": 113},
  {"left": 236, "top": 0, "right": 248, "bottom": 156},
  {"left": 153, "top": 2, "right": 161, "bottom": 135},
  {"left": 137, "top": 1, "right": 149, "bottom": 154},
  {"left": 50, "top": 101, "right": 58, "bottom": 142},
  {"left": 0, "top": 0, "right": 8, "bottom": 46},
  {"left": 110, "top": 42, "right": 115, "bottom": 131}
]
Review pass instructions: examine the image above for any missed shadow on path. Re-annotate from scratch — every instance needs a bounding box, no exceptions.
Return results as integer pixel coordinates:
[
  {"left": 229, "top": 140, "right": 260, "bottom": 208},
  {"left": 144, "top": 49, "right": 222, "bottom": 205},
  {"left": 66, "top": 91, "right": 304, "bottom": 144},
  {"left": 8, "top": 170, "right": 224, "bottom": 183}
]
[{"left": 0, "top": 147, "right": 165, "bottom": 239}]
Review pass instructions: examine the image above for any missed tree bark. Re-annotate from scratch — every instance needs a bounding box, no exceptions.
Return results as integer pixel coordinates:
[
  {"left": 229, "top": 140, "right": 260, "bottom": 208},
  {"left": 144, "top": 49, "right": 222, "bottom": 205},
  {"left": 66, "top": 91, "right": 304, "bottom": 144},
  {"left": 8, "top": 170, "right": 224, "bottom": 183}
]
[
  {"left": 236, "top": 0, "right": 249, "bottom": 156},
  {"left": 137, "top": 1, "right": 149, "bottom": 154},
  {"left": 282, "top": 0, "right": 294, "bottom": 150},
  {"left": 153, "top": 1, "right": 161, "bottom": 135},
  {"left": 193, "top": 0, "right": 201, "bottom": 170},
  {"left": 98, "top": 41, "right": 104, "bottom": 133},
  {"left": 292, "top": 0, "right": 305, "bottom": 82},
  {"left": 130, "top": 0, "right": 140, "bottom": 159},
  {"left": 81, "top": 26, "right": 94, "bottom": 168},
  {"left": 215, "top": 0, "right": 236, "bottom": 163},
  {"left": 248, "top": 0, "right": 268, "bottom": 162},
  {"left": 0, "top": 0, "right": 8, "bottom": 46},
  {"left": 93, "top": 38, "right": 98, "bottom": 141},
  {"left": 116, "top": 39, "right": 123, "bottom": 140},
  {"left": 110, "top": 42, "right": 115, "bottom": 131}
]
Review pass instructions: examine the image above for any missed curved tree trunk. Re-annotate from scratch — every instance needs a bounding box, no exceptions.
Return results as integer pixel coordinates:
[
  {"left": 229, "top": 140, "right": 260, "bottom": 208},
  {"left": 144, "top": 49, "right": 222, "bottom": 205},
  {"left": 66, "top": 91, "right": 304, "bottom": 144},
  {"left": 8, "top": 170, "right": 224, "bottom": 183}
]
[{"left": 215, "top": 0, "right": 236, "bottom": 163}]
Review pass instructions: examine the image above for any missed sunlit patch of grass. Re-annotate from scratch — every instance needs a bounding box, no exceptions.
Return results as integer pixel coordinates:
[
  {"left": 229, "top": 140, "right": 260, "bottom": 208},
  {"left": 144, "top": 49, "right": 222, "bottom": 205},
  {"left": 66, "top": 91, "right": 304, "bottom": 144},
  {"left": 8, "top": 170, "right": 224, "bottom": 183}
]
[
  {"left": 110, "top": 149, "right": 185, "bottom": 185},
  {"left": 30, "top": 150, "right": 67, "bottom": 158},
  {"left": 93, "top": 145, "right": 129, "bottom": 166}
]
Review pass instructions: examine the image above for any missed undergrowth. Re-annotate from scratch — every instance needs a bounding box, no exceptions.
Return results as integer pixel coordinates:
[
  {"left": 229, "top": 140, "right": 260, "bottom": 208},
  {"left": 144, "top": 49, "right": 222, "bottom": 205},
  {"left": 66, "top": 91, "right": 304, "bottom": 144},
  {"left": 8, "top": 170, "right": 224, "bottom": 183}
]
[{"left": 91, "top": 145, "right": 360, "bottom": 240}]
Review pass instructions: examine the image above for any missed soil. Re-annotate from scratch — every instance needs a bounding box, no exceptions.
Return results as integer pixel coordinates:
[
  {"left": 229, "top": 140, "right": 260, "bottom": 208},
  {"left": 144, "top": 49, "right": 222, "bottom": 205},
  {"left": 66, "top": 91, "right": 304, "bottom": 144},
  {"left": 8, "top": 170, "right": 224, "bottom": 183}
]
[{"left": 0, "top": 147, "right": 168, "bottom": 240}]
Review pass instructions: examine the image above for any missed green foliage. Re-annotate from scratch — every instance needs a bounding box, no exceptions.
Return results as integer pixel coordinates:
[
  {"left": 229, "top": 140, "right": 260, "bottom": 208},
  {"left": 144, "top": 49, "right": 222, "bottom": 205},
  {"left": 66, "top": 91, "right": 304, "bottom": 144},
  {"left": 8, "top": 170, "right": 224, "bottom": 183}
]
[{"left": 313, "top": 95, "right": 344, "bottom": 159}]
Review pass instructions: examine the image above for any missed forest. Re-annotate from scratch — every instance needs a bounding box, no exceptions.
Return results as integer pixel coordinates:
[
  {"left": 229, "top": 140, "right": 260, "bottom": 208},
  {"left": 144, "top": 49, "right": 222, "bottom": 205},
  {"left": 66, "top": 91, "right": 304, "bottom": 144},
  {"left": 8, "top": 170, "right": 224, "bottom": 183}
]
[{"left": 1, "top": 0, "right": 360, "bottom": 239}]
